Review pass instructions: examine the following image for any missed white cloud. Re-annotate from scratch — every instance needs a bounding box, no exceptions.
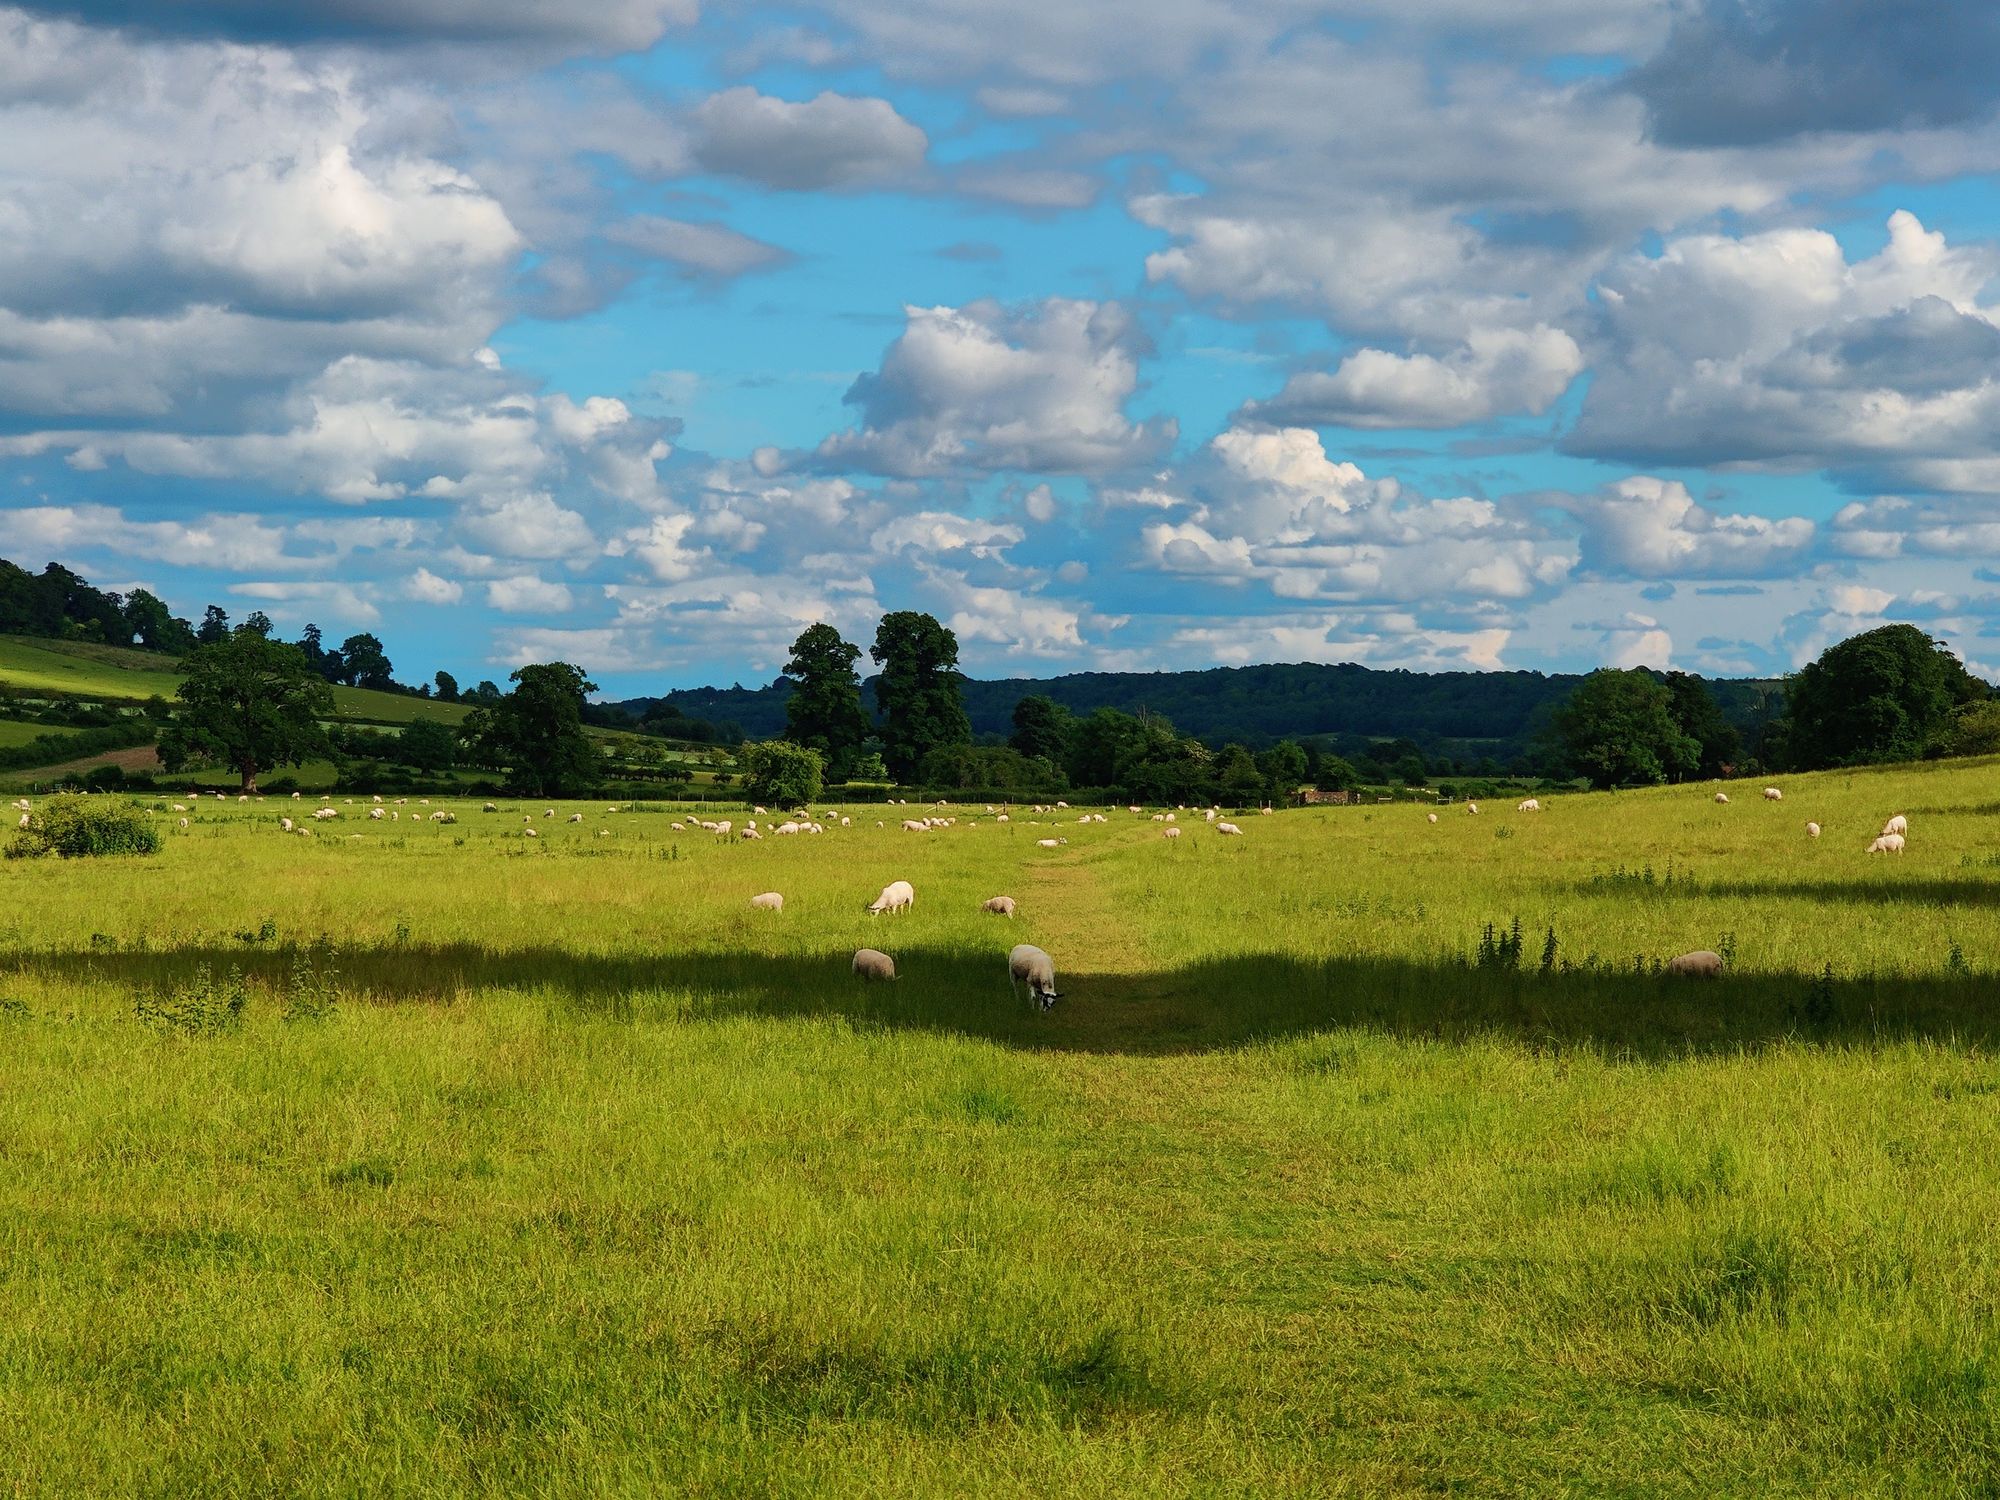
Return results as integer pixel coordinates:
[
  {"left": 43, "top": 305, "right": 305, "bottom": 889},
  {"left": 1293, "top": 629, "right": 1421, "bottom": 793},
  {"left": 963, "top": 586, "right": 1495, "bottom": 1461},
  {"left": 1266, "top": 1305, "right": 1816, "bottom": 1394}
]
[
  {"left": 1573, "top": 476, "right": 1815, "bottom": 578},
  {"left": 815, "top": 299, "right": 1174, "bottom": 477},
  {"left": 458, "top": 493, "right": 597, "bottom": 559},
  {"left": 485, "top": 574, "right": 575, "bottom": 614},
  {"left": 404, "top": 567, "right": 464, "bottom": 604},
  {"left": 1251, "top": 325, "right": 1583, "bottom": 428},
  {"left": 692, "top": 88, "right": 927, "bottom": 190},
  {"left": 605, "top": 216, "right": 792, "bottom": 279}
]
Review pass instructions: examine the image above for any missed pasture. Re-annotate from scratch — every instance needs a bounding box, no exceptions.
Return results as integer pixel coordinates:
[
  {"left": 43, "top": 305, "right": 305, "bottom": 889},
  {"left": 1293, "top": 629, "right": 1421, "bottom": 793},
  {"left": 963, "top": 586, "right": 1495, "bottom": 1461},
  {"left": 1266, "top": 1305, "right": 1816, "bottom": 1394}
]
[{"left": 4, "top": 764, "right": 2000, "bottom": 1495}]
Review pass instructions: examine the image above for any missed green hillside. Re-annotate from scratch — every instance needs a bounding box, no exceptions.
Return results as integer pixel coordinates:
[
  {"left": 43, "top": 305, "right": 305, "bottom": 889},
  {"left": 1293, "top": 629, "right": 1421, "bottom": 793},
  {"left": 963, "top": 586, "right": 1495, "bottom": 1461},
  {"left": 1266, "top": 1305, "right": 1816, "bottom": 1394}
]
[{"left": 0, "top": 635, "right": 469, "bottom": 726}]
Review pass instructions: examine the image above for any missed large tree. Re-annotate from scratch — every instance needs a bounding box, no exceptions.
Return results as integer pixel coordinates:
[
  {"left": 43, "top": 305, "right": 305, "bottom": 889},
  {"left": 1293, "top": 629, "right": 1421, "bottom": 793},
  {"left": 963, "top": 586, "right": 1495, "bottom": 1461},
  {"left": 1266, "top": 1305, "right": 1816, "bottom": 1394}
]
[
  {"left": 1551, "top": 668, "right": 1700, "bottom": 789},
  {"left": 1008, "top": 694, "right": 1072, "bottom": 763},
  {"left": 157, "top": 629, "right": 334, "bottom": 791},
  {"left": 1781, "top": 624, "right": 1986, "bottom": 769},
  {"left": 870, "top": 611, "right": 970, "bottom": 781},
  {"left": 782, "top": 623, "right": 871, "bottom": 780},
  {"left": 738, "top": 740, "right": 825, "bottom": 808},
  {"left": 462, "top": 662, "right": 601, "bottom": 796},
  {"left": 337, "top": 632, "right": 394, "bottom": 691},
  {"left": 1663, "top": 671, "right": 1742, "bottom": 778}
]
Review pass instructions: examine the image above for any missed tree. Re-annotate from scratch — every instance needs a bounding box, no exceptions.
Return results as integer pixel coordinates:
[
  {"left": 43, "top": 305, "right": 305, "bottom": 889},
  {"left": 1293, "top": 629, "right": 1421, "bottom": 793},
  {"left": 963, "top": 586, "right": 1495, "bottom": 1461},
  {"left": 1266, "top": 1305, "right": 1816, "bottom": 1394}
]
[
  {"left": 782, "top": 623, "right": 871, "bottom": 780},
  {"left": 397, "top": 716, "right": 459, "bottom": 773},
  {"left": 434, "top": 670, "right": 460, "bottom": 703},
  {"left": 337, "top": 632, "right": 394, "bottom": 690},
  {"left": 196, "top": 605, "right": 231, "bottom": 644},
  {"left": 870, "top": 611, "right": 970, "bottom": 781},
  {"left": 1257, "top": 739, "right": 1309, "bottom": 801},
  {"left": 1215, "top": 743, "right": 1264, "bottom": 796},
  {"left": 122, "top": 590, "right": 196, "bottom": 654},
  {"left": 1314, "top": 755, "right": 1361, "bottom": 794},
  {"left": 468, "top": 680, "right": 503, "bottom": 706},
  {"left": 1781, "top": 624, "right": 1986, "bottom": 769},
  {"left": 1550, "top": 668, "right": 1699, "bottom": 789},
  {"left": 157, "top": 629, "right": 334, "bottom": 792},
  {"left": 1663, "top": 671, "right": 1741, "bottom": 778},
  {"left": 461, "top": 662, "right": 600, "bottom": 796},
  {"left": 1934, "top": 701, "right": 2000, "bottom": 759},
  {"left": 241, "top": 610, "right": 274, "bottom": 637},
  {"left": 738, "top": 740, "right": 825, "bottom": 808},
  {"left": 1008, "top": 694, "right": 1072, "bottom": 762}
]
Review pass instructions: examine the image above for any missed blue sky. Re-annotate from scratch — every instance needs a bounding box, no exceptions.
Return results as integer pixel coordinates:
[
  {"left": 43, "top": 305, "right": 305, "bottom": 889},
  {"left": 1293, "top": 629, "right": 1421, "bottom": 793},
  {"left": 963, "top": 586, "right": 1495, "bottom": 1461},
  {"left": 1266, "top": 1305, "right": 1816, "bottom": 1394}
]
[{"left": 3, "top": 0, "right": 2000, "bottom": 693}]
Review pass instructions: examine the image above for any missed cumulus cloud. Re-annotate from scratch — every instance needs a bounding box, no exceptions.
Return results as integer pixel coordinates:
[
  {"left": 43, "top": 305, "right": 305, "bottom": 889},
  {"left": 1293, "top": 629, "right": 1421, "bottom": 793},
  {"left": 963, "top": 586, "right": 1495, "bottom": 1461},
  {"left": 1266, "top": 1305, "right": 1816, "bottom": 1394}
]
[
  {"left": 1572, "top": 476, "right": 1816, "bottom": 578},
  {"left": 404, "top": 567, "right": 464, "bottom": 604},
  {"left": 816, "top": 299, "right": 1175, "bottom": 477},
  {"left": 486, "top": 574, "right": 575, "bottom": 614},
  {"left": 605, "top": 216, "right": 792, "bottom": 280},
  {"left": 1249, "top": 325, "right": 1582, "bottom": 428},
  {"left": 692, "top": 88, "right": 927, "bottom": 190},
  {"left": 457, "top": 493, "right": 597, "bottom": 559},
  {"left": 1566, "top": 213, "right": 2000, "bottom": 487}
]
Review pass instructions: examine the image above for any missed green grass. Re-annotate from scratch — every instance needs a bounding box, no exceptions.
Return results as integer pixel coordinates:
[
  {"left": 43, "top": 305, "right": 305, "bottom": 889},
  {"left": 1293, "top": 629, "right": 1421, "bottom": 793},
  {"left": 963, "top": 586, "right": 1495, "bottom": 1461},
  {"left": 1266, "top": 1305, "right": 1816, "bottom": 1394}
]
[
  {"left": 5, "top": 765, "right": 2000, "bottom": 1493},
  {"left": 0, "top": 635, "right": 185, "bottom": 700},
  {"left": 0, "top": 719, "right": 71, "bottom": 750}
]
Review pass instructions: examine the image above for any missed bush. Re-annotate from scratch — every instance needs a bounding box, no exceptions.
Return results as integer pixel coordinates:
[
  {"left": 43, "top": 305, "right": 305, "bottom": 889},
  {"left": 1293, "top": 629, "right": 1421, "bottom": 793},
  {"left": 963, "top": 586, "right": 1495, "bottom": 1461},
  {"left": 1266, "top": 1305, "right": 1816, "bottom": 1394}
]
[
  {"left": 6, "top": 795, "right": 160, "bottom": 859},
  {"left": 738, "top": 740, "right": 824, "bottom": 808},
  {"left": 136, "top": 963, "right": 247, "bottom": 1037}
]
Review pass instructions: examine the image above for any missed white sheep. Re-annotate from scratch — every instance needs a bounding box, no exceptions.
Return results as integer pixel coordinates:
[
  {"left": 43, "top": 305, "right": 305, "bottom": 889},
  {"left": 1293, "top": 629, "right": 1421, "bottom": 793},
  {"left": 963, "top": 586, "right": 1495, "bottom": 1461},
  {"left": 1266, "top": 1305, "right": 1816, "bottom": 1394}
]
[
  {"left": 1763, "top": 787, "right": 1783, "bottom": 801},
  {"left": 868, "top": 880, "right": 915, "bottom": 917},
  {"left": 483, "top": 802, "right": 498, "bottom": 813},
  {"left": 1466, "top": 802, "right": 1480, "bottom": 815},
  {"left": 172, "top": 804, "right": 187, "bottom": 813},
  {"left": 1035, "top": 837, "right": 1067, "bottom": 849},
  {"left": 1666, "top": 950, "right": 1724, "bottom": 978},
  {"left": 1427, "top": 812, "right": 1438, "bottom": 824},
  {"left": 852, "top": 948, "right": 896, "bottom": 981},
  {"left": 981, "top": 896, "right": 1016, "bottom": 918},
  {"left": 1009, "top": 944, "right": 1061, "bottom": 1010},
  {"left": 1714, "top": 792, "right": 1730, "bottom": 804},
  {"left": 713, "top": 820, "right": 733, "bottom": 835},
  {"left": 177, "top": 817, "right": 189, "bottom": 830},
  {"left": 902, "top": 819, "right": 930, "bottom": 832},
  {"left": 671, "top": 822, "right": 684, "bottom": 831},
  {"left": 1516, "top": 799, "right": 1540, "bottom": 813},
  {"left": 749, "top": 892, "right": 784, "bottom": 912},
  {"left": 280, "top": 817, "right": 294, "bottom": 832},
  {"left": 291, "top": 792, "right": 301, "bottom": 800},
  {"left": 1163, "top": 826, "right": 1181, "bottom": 840},
  {"left": 524, "top": 828, "right": 539, "bottom": 838},
  {"left": 1806, "top": 821, "right": 1821, "bottom": 838},
  {"left": 740, "top": 827, "right": 761, "bottom": 840},
  {"left": 1883, "top": 814, "right": 1908, "bottom": 836},
  {"left": 1867, "top": 832, "right": 1905, "bottom": 854},
  {"left": 370, "top": 808, "right": 385, "bottom": 820},
  {"left": 568, "top": 813, "right": 583, "bottom": 824},
  {"left": 1216, "top": 822, "right": 1242, "bottom": 836}
]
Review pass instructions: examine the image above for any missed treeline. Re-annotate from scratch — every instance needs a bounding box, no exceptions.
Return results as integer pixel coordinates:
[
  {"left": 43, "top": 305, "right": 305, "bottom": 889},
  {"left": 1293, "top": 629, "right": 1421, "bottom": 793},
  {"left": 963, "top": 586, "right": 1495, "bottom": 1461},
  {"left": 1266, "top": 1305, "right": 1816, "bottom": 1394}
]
[{"left": 1546, "top": 625, "right": 1994, "bottom": 786}]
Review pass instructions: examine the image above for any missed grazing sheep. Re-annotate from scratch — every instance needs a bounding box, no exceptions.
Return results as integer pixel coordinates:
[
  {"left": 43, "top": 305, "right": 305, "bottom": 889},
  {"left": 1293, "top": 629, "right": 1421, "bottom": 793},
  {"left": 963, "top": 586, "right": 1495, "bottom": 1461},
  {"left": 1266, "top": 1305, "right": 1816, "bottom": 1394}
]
[
  {"left": 1666, "top": 950, "right": 1724, "bottom": 978},
  {"left": 370, "top": 808, "right": 385, "bottom": 820},
  {"left": 543, "top": 809, "right": 554, "bottom": 818},
  {"left": 1763, "top": 787, "right": 1783, "bottom": 801},
  {"left": 1216, "top": 822, "right": 1242, "bottom": 836},
  {"left": 1204, "top": 809, "right": 1216, "bottom": 822},
  {"left": 16, "top": 813, "right": 27, "bottom": 828},
  {"left": 1714, "top": 792, "right": 1730, "bottom": 804},
  {"left": 172, "top": 803, "right": 187, "bottom": 813},
  {"left": 713, "top": 820, "right": 732, "bottom": 836},
  {"left": 291, "top": 792, "right": 301, "bottom": 800},
  {"left": 1517, "top": 799, "right": 1541, "bottom": 813},
  {"left": 1883, "top": 814, "right": 1908, "bottom": 836},
  {"left": 177, "top": 817, "right": 188, "bottom": 830},
  {"left": 981, "top": 896, "right": 1016, "bottom": 918},
  {"left": 1867, "top": 832, "right": 1906, "bottom": 854},
  {"left": 484, "top": 802, "right": 498, "bottom": 813},
  {"left": 280, "top": 817, "right": 294, "bottom": 832},
  {"left": 568, "top": 813, "right": 583, "bottom": 824},
  {"left": 1427, "top": 812, "right": 1438, "bottom": 824},
  {"left": 1163, "top": 826, "right": 1181, "bottom": 840},
  {"left": 431, "top": 811, "right": 454, "bottom": 824},
  {"left": 902, "top": 819, "right": 930, "bottom": 832},
  {"left": 524, "top": 828, "right": 538, "bottom": 838},
  {"left": 1035, "top": 837, "right": 1067, "bottom": 848},
  {"left": 1008, "top": 944, "right": 1061, "bottom": 1010},
  {"left": 852, "top": 948, "right": 896, "bottom": 981},
  {"left": 868, "top": 879, "right": 916, "bottom": 917},
  {"left": 995, "top": 814, "right": 1009, "bottom": 823},
  {"left": 749, "top": 892, "right": 784, "bottom": 912},
  {"left": 1806, "top": 821, "right": 1821, "bottom": 838},
  {"left": 671, "top": 822, "right": 684, "bottom": 831},
  {"left": 740, "top": 827, "right": 761, "bottom": 840},
  {"left": 1466, "top": 802, "right": 1480, "bottom": 815}
]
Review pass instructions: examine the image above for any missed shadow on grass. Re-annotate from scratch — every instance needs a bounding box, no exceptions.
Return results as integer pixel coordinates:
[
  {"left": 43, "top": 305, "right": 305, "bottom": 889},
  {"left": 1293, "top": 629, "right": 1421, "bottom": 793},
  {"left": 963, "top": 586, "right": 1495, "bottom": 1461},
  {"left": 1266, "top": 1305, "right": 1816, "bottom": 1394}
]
[
  {"left": 7, "top": 939, "right": 1999, "bottom": 1059},
  {"left": 1571, "top": 877, "right": 2000, "bottom": 910}
]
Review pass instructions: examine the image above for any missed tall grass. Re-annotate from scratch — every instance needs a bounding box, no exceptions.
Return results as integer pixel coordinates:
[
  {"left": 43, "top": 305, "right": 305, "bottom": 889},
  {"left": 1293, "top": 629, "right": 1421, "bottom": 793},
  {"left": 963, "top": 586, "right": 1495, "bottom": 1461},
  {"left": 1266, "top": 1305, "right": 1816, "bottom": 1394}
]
[{"left": 4, "top": 764, "right": 2000, "bottom": 1494}]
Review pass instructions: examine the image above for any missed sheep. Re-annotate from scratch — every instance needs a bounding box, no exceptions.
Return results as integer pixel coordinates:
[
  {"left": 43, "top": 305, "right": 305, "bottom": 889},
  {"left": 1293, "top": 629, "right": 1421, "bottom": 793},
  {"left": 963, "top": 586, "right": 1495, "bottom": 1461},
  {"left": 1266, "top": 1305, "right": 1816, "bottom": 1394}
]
[
  {"left": 1867, "top": 833, "right": 1905, "bottom": 855},
  {"left": 1466, "top": 802, "right": 1480, "bottom": 815},
  {"left": 1008, "top": 944, "right": 1061, "bottom": 1010},
  {"left": 524, "top": 827, "right": 539, "bottom": 838},
  {"left": 177, "top": 817, "right": 189, "bottom": 830},
  {"left": 1260, "top": 807, "right": 1274, "bottom": 816},
  {"left": 1216, "top": 822, "right": 1242, "bottom": 836},
  {"left": 484, "top": 802, "right": 498, "bottom": 813},
  {"left": 902, "top": 819, "right": 930, "bottom": 832},
  {"left": 670, "top": 822, "right": 684, "bottom": 831},
  {"left": 1150, "top": 813, "right": 1164, "bottom": 822},
  {"left": 1806, "top": 821, "right": 1821, "bottom": 838},
  {"left": 15, "top": 812, "right": 27, "bottom": 829},
  {"left": 995, "top": 814, "right": 1009, "bottom": 824},
  {"left": 713, "top": 820, "right": 732, "bottom": 835},
  {"left": 1427, "top": 812, "right": 1438, "bottom": 824},
  {"left": 740, "top": 827, "right": 761, "bottom": 840},
  {"left": 568, "top": 812, "right": 583, "bottom": 824},
  {"left": 543, "top": 808, "right": 554, "bottom": 818},
  {"left": 1714, "top": 792, "right": 1730, "bottom": 804},
  {"left": 852, "top": 948, "right": 896, "bottom": 982},
  {"left": 280, "top": 817, "right": 294, "bottom": 832},
  {"left": 1883, "top": 814, "right": 1908, "bottom": 836},
  {"left": 1763, "top": 787, "right": 1783, "bottom": 802},
  {"left": 1162, "top": 826, "right": 1181, "bottom": 840},
  {"left": 1035, "top": 837, "right": 1067, "bottom": 849},
  {"left": 1666, "top": 950, "right": 1724, "bottom": 978},
  {"left": 868, "top": 880, "right": 915, "bottom": 917},
  {"left": 1516, "top": 799, "right": 1540, "bottom": 813},
  {"left": 370, "top": 808, "right": 385, "bottom": 820},
  {"left": 373, "top": 795, "right": 383, "bottom": 804},
  {"left": 1204, "top": 809, "right": 1216, "bottom": 822},
  {"left": 172, "top": 804, "right": 187, "bottom": 813},
  {"left": 291, "top": 792, "right": 301, "bottom": 800},
  {"left": 749, "top": 892, "right": 784, "bottom": 912},
  {"left": 981, "top": 896, "right": 1016, "bottom": 918},
  {"left": 431, "top": 811, "right": 454, "bottom": 824},
  {"left": 775, "top": 821, "right": 802, "bottom": 836}
]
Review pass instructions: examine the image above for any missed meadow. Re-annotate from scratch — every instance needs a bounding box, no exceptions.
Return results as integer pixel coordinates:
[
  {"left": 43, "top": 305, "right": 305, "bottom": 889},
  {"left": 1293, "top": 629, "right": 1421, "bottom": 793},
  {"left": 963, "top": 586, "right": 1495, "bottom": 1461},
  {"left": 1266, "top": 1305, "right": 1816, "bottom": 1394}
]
[{"left": 4, "top": 763, "right": 2000, "bottom": 1495}]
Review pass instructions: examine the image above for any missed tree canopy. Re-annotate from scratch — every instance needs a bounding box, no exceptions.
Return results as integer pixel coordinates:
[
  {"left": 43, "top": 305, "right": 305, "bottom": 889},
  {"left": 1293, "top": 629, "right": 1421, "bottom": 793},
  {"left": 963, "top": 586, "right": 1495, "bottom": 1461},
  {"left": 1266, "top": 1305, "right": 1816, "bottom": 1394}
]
[
  {"left": 1781, "top": 624, "right": 1987, "bottom": 769},
  {"left": 157, "top": 629, "right": 335, "bottom": 791},
  {"left": 870, "top": 611, "right": 970, "bottom": 780},
  {"left": 782, "top": 623, "right": 872, "bottom": 780},
  {"left": 1550, "top": 668, "right": 1699, "bottom": 789},
  {"left": 738, "top": 740, "right": 825, "bottom": 808},
  {"left": 462, "top": 662, "right": 601, "bottom": 796}
]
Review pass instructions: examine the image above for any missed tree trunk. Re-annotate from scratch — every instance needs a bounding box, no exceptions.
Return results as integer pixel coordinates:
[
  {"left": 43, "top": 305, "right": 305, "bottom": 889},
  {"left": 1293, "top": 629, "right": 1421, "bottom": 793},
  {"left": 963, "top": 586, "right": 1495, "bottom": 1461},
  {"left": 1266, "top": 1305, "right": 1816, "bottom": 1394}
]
[{"left": 240, "top": 761, "right": 258, "bottom": 793}]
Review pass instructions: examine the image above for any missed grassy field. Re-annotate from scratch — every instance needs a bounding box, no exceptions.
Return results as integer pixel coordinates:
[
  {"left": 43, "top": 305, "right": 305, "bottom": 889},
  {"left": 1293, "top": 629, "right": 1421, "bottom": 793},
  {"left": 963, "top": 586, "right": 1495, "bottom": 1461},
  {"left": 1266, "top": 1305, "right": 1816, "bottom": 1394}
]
[
  {"left": 0, "top": 635, "right": 186, "bottom": 700},
  {"left": 5, "top": 764, "right": 2000, "bottom": 1494},
  {"left": 0, "top": 719, "right": 72, "bottom": 750}
]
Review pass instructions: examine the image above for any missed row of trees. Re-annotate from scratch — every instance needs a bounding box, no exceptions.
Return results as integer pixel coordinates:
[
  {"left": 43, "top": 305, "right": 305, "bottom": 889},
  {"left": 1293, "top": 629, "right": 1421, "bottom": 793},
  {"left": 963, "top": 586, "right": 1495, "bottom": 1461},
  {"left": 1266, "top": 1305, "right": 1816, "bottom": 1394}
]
[
  {"left": 1550, "top": 625, "right": 1993, "bottom": 787},
  {"left": 782, "top": 613, "right": 971, "bottom": 780}
]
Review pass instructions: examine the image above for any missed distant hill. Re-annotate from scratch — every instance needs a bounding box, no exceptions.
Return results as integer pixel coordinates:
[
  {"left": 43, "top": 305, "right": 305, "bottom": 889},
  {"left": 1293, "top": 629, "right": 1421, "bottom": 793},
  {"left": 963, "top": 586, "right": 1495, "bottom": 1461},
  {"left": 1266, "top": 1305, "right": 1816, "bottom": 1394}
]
[{"left": 619, "top": 662, "right": 1782, "bottom": 760}]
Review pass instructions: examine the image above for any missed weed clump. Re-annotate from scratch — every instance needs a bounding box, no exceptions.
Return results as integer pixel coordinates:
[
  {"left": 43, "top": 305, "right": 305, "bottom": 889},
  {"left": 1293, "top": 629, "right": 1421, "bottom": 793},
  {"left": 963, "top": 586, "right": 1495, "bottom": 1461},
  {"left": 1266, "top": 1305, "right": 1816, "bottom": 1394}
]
[
  {"left": 136, "top": 964, "right": 247, "bottom": 1037},
  {"left": 283, "top": 939, "right": 342, "bottom": 1024},
  {"left": 7, "top": 795, "right": 159, "bottom": 859}
]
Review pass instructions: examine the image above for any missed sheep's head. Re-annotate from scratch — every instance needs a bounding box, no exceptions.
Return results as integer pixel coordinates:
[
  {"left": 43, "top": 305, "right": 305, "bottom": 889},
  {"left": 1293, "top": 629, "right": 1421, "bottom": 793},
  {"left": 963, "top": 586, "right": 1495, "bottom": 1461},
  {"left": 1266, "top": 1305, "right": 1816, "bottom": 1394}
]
[{"left": 1037, "top": 986, "right": 1061, "bottom": 1011}]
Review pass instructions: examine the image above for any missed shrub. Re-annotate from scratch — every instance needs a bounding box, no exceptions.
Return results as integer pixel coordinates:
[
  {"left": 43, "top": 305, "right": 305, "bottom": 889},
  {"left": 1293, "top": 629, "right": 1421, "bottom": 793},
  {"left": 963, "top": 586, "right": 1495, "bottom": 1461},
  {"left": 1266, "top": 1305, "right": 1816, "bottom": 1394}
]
[
  {"left": 136, "top": 964, "right": 247, "bottom": 1037},
  {"left": 6, "top": 795, "right": 160, "bottom": 859},
  {"left": 738, "top": 739, "right": 825, "bottom": 808}
]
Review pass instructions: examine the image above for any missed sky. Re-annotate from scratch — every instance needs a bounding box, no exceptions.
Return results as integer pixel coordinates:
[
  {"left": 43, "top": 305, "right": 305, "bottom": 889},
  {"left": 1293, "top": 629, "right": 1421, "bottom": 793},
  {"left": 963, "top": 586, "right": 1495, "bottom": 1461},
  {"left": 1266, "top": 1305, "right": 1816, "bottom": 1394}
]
[{"left": 3, "top": 1, "right": 2000, "bottom": 694}]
